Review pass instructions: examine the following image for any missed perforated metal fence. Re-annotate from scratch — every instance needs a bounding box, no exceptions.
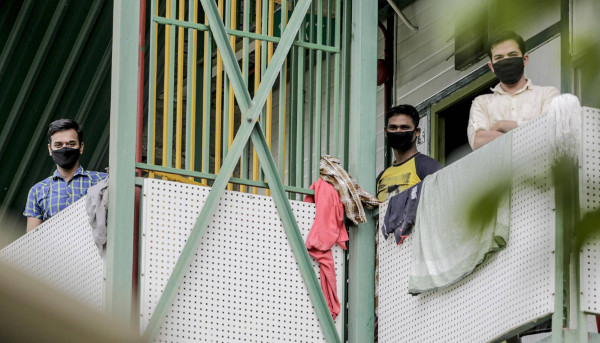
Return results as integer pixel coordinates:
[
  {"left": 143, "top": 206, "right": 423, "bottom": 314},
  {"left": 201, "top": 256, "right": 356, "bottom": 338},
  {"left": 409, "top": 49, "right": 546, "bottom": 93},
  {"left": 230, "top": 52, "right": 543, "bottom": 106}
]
[
  {"left": 139, "top": 178, "right": 345, "bottom": 342},
  {"left": 0, "top": 197, "right": 105, "bottom": 311},
  {"left": 580, "top": 107, "right": 600, "bottom": 315},
  {"left": 378, "top": 114, "right": 556, "bottom": 343}
]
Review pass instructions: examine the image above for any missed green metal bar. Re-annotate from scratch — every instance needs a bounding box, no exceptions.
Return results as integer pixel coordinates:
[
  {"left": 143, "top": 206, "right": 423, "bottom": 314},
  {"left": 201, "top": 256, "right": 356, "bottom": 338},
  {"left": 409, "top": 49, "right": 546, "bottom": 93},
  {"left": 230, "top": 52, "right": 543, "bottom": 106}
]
[
  {"left": 136, "top": 162, "right": 314, "bottom": 195},
  {"left": 250, "top": 125, "right": 341, "bottom": 343},
  {"left": 341, "top": 0, "right": 351, "bottom": 168},
  {"left": 202, "top": 27, "right": 212, "bottom": 175},
  {"left": 0, "top": 0, "right": 33, "bottom": 82},
  {"left": 259, "top": 0, "right": 269, "bottom": 184},
  {"left": 295, "top": 23, "right": 305, "bottom": 191},
  {"left": 106, "top": 0, "right": 139, "bottom": 322},
  {"left": 222, "top": 0, "right": 232, "bottom": 160},
  {"left": 332, "top": 0, "right": 341, "bottom": 157},
  {"left": 347, "top": 0, "right": 377, "bottom": 342},
  {"left": 241, "top": 0, "right": 250, "bottom": 185},
  {"left": 288, "top": 29, "right": 297, "bottom": 193},
  {"left": 185, "top": 0, "right": 196, "bottom": 170},
  {"left": 147, "top": 0, "right": 157, "bottom": 165},
  {"left": 314, "top": 0, "right": 323, "bottom": 181},
  {"left": 307, "top": 2, "right": 315, "bottom": 183},
  {"left": 166, "top": 0, "right": 177, "bottom": 167},
  {"left": 0, "top": 0, "right": 68, "bottom": 160},
  {"left": 152, "top": 16, "right": 340, "bottom": 53},
  {"left": 0, "top": 0, "right": 106, "bottom": 211},
  {"left": 277, "top": 0, "right": 287, "bottom": 179},
  {"left": 142, "top": 1, "right": 313, "bottom": 339},
  {"left": 324, "top": 0, "right": 332, "bottom": 154}
]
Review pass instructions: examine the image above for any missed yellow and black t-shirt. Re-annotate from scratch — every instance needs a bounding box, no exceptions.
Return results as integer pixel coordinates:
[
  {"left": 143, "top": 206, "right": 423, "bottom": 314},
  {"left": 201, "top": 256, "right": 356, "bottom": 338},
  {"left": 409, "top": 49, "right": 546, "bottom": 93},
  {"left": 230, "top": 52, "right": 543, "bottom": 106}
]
[{"left": 376, "top": 152, "right": 442, "bottom": 202}]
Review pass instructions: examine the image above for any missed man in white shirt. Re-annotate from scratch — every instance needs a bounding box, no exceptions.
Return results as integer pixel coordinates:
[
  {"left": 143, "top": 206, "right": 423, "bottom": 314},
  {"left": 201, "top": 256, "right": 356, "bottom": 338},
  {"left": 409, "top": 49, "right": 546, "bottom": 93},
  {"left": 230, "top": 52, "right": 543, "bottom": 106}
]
[{"left": 467, "top": 31, "right": 559, "bottom": 150}]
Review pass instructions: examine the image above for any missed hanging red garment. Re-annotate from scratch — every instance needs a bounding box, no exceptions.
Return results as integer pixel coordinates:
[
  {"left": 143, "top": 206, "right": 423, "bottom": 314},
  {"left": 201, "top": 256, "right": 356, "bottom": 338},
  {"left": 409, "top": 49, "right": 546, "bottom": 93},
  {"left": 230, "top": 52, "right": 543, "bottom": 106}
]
[{"left": 304, "top": 178, "right": 348, "bottom": 320}]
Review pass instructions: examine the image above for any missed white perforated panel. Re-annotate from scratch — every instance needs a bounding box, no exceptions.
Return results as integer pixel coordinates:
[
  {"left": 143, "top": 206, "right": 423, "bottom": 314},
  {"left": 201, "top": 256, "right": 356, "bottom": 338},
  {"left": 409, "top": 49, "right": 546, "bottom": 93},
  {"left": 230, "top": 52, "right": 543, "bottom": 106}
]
[
  {"left": 139, "top": 179, "right": 344, "bottom": 342},
  {"left": 0, "top": 198, "right": 105, "bottom": 310},
  {"left": 378, "top": 115, "right": 555, "bottom": 343},
  {"left": 580, "top": 107, "right": 600, "bottom": 315}
]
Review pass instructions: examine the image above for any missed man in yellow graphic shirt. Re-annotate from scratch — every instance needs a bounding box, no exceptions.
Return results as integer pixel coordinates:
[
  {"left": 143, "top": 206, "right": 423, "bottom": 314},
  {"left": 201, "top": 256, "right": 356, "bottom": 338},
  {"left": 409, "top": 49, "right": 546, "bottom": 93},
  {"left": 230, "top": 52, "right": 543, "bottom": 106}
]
[{"left": 376, "top": 104, "right": 442, "bottom": 202}]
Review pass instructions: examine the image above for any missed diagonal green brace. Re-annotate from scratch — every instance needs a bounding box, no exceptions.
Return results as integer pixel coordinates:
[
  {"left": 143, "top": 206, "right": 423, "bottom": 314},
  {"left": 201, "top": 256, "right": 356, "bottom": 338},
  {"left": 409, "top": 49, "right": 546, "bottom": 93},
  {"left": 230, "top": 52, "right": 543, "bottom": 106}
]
[
  {"left": 142, "top": 0, "right": 334, "bottom": 340},
  {"left": 251, "top": 125, "right": 341, "bottom": 343}
]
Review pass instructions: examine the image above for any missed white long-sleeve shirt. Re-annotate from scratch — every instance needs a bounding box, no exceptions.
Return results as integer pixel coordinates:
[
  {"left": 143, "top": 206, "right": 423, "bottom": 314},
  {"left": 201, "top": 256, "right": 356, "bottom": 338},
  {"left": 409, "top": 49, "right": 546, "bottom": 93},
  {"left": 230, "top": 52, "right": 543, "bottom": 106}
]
[{"left": 467, "top": 79, "right": 559, "bottom": 149}]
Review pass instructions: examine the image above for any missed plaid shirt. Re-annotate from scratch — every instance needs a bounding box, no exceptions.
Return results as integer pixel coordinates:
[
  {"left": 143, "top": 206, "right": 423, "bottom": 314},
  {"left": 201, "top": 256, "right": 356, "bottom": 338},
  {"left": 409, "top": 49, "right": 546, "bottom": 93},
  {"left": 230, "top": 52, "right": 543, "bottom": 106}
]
[
  {"left": 320, "top": 155, "right": 379, "bottom": 225},
  {"left": 24, "top": 166, "right": 107, "bottom": 221}
]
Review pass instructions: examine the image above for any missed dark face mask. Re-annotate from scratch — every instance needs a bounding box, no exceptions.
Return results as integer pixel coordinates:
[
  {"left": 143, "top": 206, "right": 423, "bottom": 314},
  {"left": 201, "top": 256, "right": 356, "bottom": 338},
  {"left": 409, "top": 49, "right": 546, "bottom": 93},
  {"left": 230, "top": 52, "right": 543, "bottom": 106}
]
[
  {"left": 492, "top": 57, "right": 524, "bottom": 85},
  {"left": 387, "top": 130, "right": 416, "bottom": 151},
  {"left": 51, "top": 147, "right": 80, "bottom": 169}
]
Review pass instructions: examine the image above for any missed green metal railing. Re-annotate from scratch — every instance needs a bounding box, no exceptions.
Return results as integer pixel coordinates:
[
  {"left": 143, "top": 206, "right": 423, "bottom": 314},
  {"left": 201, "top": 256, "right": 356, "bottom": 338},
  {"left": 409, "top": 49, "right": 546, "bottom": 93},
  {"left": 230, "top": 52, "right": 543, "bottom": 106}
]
[{"left": 142, "top": 0, "right": 351, "bottom": 197}]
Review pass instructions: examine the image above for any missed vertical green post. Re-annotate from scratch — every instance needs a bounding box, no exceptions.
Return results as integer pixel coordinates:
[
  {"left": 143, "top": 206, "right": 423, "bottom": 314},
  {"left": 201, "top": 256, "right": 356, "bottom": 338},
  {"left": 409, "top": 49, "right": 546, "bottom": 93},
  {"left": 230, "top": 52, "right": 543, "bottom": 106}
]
[
  {"left": 346, "top": 0, "right": 377, "bottom": 342},
  {"left": 106, "top": 0, "right": 139, "bottom": 323}
]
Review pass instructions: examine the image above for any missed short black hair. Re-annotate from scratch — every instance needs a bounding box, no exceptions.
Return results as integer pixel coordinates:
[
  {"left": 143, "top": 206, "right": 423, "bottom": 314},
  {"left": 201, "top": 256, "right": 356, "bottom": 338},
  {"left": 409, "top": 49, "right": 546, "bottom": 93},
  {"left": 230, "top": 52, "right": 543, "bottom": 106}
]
[
  {"left": 385, "top": 104, "right": 420, "bottom": 129},
  {"left": 487, "top": 31, "right": 526, "bottom": 59},
  {"left": 47, "top": 119, "right": 83, "bottom": 144}
]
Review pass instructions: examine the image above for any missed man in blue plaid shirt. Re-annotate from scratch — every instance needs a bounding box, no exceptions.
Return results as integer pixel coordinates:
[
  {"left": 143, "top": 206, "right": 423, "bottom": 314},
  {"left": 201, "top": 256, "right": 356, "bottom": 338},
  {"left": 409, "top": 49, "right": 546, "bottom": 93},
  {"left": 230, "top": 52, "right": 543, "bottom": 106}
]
[{"left": 24, "top": 119, "right": 107, "bottom": 232}]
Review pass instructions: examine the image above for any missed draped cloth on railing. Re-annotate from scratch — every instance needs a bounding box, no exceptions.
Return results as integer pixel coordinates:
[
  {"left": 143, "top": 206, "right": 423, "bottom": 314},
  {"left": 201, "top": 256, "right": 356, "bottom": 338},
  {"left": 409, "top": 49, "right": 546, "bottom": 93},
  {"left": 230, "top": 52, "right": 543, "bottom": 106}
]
[{"left": 408, "top": 132, "right": 512, "bottom": 294}]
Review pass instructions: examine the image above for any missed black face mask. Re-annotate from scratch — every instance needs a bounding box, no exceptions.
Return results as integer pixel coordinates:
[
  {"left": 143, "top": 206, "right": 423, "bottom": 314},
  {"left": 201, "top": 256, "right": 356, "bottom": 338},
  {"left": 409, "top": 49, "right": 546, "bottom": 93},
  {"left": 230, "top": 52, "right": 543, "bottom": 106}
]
[
  {"left": 492, "top": 57, "right": 524, "bottom": 85},
  {"left": 387, "top": 130, "right": 416, "bottom": 151},
  {"left": 51, "top": 147, "right": 80, "bottom": 169}
]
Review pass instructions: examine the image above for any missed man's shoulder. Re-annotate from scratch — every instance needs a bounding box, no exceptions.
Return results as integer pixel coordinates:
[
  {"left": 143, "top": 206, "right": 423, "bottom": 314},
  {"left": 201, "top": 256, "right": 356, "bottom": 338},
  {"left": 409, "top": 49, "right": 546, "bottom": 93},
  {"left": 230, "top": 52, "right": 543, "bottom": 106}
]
[
  {"left": 29, "top": 175, "right": 55, "bottom": 192},
  {"left": 529, "top": 83, "right": 560, "bottom": 96},
  {"left": 414, "top": 153, "right": 443, "bottom": 175},
  {"left": 81, "top": 169, "right": 108, "bottom": 180},
  {"left": 415, "top": 153, "right": 441, "bottom": 165}
]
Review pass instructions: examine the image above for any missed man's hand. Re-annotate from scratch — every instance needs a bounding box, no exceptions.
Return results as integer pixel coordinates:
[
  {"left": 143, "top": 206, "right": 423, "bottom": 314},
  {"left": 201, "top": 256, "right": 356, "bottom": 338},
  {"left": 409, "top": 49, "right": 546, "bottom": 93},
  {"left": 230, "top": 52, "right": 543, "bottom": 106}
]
[{"left": 489, "top": 120, "right": 518, "bottom": 133}]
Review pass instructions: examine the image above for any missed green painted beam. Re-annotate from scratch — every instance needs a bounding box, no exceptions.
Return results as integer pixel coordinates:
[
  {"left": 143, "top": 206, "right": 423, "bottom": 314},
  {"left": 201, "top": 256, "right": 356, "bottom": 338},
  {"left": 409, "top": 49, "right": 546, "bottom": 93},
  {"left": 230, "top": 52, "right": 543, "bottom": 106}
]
[
  {"left": 277, "top": 0, "right": 288, "bottom": 179},
  {"left": 332, "top": 0, "right": 341, "bottom": 157},
  {"left": 346, "top": 0, "right": 377, "bottom": 342},
  {"left": 0, "top": 0, "right": 68, "bottom": 160},
  {"left": 142, "top": 0, "right": 314, "bottom": 339},
  {"left": 0, "top": 0, "right": 106, "bottom": 212},
  {"left": 105, "top": 0, "right": 139, "bottom": 323},
  {"left": 0, "top": 0, "right": 34, "bottom": 82},
  {"left": 341, "top": 0, "right": 351, "bottom": 168},
  {"left": 240, "top": 0, "right": 250, "bottom": 184},
  {"left": 307, "top": 2, "right": 315, "bottom": 183},
  {"left": 185, "top": 0, "right": 197, "bottom": 170},
  {"left": 222, "top": 0, "right": 232, "bottom": 160},
  {"left": 202, "top": 30, "right": 212, "bottom": 174},
  {"left": 314, "top": 0, "right": 323, "bottom": 181},
  {"left": 152, "top": 15, "right": 340, "bottom": 53},
  {"left": 250, "top": 125, "right": 341, "bottom": 343}
]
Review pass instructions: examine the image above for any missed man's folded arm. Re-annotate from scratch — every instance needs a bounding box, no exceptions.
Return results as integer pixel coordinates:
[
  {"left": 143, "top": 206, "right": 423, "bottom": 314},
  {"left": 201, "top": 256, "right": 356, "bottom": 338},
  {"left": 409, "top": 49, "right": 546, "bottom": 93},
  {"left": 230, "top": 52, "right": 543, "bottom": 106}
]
[{"left": 472, "top": 130, "right": 504, "bottom": 150}]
